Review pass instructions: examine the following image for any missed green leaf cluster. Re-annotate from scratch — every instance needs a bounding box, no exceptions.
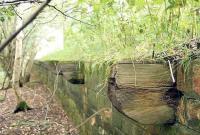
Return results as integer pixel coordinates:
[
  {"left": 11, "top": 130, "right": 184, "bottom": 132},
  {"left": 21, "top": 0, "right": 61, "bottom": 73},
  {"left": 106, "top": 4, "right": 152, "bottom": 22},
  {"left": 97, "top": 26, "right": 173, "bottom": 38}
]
[{"left": 0, "top": 6, "right": 15, "bottom": 22}]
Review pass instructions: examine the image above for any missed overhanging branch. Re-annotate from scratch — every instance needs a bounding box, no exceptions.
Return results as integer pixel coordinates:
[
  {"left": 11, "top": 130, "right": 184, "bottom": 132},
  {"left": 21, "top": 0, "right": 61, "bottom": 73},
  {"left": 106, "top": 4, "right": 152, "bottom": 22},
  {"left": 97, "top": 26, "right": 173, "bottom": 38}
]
[
  {"left": 0, "top": 0, "right": 43, "bottom": 6},
  {"left": 48, "top": 4, "right": 95, "bottom": 27},
  {"left": 0, "top": 0, "right": 51, "bottom": 52}
]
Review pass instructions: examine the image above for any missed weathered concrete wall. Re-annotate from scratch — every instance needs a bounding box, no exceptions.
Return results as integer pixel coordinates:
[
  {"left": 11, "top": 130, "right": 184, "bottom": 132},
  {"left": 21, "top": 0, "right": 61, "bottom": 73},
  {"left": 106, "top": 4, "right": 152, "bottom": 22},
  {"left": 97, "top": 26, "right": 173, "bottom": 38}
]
[
  {"left": 176, "top": 59, "right": 200, "bottom": 132},
  {"left": 31, "top": 61, "right": 200, "bottom": 135},
  {"left": 108, "top": 62, "right": 177, "bottom": 125}
]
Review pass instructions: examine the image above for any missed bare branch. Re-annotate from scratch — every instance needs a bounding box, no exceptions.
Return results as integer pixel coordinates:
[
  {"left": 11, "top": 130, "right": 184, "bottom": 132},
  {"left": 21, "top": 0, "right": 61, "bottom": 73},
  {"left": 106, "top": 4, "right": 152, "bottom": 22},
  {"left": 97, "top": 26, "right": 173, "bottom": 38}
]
[
  {"left": 11, "top": 5, "right": 23, "bottom": 20},
  {"left": 0, "top": 0, "right": 43, "bottom": 6},
  {"left": 48, "top": 4, "right": 95, "bottom": 27},
  {"left": 0, "top": 0, "right": 52, "bottom": 52}
]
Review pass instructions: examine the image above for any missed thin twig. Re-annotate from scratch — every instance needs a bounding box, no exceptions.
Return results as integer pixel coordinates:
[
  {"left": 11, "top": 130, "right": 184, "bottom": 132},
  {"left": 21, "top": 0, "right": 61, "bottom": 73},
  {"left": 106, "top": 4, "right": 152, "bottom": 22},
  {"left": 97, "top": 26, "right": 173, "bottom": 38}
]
[
  {"left": 11, "top": 5, "right": 23, "bottom": 20},
  {"left": 47, "top": 4, "right": 95, "bottom": 27},
  {"left": 0, "top": 0, "right": 52, "bottom": 52},
  {"left": 35, "top": 13, "right": 58, "bottom": 24},
  {"left": 67, "top": 108, "right": 111, "bottom": 134},
  {"left": 0, "top": 0, "right": 43, "bottom": 6}
]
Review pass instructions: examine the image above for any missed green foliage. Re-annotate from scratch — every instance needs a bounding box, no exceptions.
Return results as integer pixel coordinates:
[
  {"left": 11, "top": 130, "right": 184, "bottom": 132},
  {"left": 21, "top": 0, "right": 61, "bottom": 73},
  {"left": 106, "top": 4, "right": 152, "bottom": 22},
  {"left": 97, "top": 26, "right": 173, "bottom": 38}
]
[
  {"left": 0, "top": 6, "right": 15, "bottom": 22},
  {"left": 167, "top": 0, "right": 187, "bottom": 9},
  {"left": 181, "top": 55, "right": 192, "bottom": 74},
  {"left": 43, "top": 0, "right": 200, "bottom": 71}
]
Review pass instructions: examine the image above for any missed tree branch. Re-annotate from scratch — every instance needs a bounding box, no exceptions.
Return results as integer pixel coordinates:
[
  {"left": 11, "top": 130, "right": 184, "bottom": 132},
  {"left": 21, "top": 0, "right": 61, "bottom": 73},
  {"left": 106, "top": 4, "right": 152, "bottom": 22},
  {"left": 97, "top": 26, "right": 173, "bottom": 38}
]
[
  {"left": 11, "top": 5, "right": 23, "bottom": 20},
  {"left": 0, "top": 0, "right": 43, "bottom": 6},
  {"left": 0, "top": 0, "right": 51, "bottom": 53},
  {"left": 48, "top": 4, "right": 95, "bottom": 27}
]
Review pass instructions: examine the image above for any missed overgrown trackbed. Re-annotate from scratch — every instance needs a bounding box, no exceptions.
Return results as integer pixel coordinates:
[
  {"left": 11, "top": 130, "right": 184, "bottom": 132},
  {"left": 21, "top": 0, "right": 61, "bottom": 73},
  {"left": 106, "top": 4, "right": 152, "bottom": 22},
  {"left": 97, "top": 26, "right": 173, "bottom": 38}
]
[{"left": 0, "top": 83, "right": 78, "bottom": 135}]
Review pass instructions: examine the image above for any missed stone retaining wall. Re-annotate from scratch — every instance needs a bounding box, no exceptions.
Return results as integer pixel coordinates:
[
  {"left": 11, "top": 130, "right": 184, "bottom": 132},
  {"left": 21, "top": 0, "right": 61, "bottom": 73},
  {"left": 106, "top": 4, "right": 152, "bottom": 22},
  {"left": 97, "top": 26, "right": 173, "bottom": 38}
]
[{"left": 32, "top": 61, "right": 200, "bottom": 135}]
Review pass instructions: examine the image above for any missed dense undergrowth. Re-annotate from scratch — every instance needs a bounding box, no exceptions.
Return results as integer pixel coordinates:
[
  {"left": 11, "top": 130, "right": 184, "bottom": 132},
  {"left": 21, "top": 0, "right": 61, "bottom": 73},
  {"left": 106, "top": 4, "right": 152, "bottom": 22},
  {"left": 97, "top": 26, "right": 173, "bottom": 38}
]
[{"left": 43, "top": 0, "right": 200, "bottom": 66}]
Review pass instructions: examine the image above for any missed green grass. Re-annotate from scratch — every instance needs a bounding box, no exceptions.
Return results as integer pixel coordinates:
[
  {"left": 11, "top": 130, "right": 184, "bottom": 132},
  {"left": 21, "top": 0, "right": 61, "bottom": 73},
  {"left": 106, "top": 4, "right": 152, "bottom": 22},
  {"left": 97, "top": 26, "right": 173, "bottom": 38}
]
[
  {"left": 42, "top": 45, "right": 154, "bottom": 63},
  {"left": 42, "top": 49, "right": 82, "bottom": 61}
]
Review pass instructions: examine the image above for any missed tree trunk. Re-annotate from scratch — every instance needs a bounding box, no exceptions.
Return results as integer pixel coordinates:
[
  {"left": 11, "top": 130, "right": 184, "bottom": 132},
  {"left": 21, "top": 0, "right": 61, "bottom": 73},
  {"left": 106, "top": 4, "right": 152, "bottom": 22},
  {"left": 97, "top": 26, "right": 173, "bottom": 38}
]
[
  {"left": 12, "top": 14, "right": 23, "bottom": 89},
  {"left": 12, "top": 6, "right": 31, "bottom": 113}
]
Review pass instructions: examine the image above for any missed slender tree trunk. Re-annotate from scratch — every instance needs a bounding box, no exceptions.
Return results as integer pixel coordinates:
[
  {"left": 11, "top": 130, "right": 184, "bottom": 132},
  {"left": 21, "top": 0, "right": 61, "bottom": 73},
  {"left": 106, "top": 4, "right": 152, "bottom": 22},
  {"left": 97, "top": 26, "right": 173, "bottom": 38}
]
[
  {"left": 12, "top": 7, "right": 31, "bottom": 113},
  {"left": 12, "top": 10, "right": 23, "bottom": 101}
]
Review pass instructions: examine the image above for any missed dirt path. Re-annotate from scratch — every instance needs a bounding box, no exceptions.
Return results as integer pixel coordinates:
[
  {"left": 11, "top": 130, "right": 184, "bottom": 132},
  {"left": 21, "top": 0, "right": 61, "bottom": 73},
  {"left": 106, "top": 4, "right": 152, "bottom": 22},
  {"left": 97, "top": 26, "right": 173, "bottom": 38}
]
[{"left": 0, "top": 84, "right": 78, "bottom": 135}]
